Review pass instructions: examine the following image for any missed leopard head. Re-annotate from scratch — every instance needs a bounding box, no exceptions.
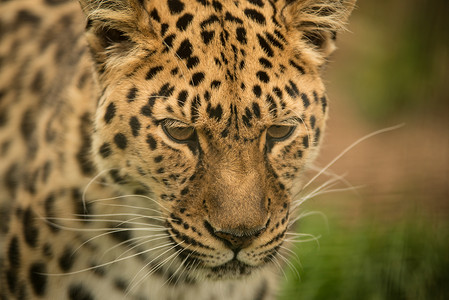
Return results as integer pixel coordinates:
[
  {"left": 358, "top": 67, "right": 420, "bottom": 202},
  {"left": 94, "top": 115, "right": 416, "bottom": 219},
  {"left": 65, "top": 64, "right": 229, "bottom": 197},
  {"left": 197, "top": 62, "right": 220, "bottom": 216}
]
[{"left": 79, "top": 0, "right": 354, "bottom": 280}]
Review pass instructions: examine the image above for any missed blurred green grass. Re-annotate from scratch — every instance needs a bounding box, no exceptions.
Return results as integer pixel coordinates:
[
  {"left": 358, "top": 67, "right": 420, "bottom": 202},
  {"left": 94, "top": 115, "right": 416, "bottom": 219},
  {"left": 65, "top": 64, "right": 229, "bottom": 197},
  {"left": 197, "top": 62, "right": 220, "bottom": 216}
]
[
  {"left": 329, "top": 0, "right": 449, "bottom": 123},
  {"left": 279, "top": 211, "right": 449, "bottom": 300}
]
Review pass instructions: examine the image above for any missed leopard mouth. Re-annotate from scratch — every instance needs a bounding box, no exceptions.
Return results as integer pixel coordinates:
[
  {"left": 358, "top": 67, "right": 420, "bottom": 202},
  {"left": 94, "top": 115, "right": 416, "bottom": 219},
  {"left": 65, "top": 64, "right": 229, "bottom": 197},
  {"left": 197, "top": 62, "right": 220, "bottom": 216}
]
[{"left": 208, "top": 259, "right": 258, "bottom": 278}]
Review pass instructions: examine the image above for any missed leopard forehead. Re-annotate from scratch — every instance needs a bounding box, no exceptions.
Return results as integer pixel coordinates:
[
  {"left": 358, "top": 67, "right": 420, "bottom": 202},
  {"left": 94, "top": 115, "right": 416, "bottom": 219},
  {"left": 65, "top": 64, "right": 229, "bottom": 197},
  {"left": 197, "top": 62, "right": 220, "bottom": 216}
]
[{"left": 94, "top": 0, "right": 328, "bottom": 137}]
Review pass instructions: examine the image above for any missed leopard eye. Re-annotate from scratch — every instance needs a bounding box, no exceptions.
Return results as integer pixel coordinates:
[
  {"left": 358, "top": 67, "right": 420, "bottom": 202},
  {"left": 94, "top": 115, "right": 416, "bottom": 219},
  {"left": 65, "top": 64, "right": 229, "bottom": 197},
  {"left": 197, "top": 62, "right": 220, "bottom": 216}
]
[
  {"left": 266, "top": 125, "right": 296, "bottom": 141},
  {"left": 162, "top": 120, "right": 195, "bottom": 143}
]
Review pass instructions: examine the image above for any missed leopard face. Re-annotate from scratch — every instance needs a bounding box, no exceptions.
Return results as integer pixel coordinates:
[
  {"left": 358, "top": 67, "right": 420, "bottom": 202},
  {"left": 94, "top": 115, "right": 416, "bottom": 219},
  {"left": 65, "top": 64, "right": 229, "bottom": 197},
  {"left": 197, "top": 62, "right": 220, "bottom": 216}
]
[{"left": 81, "top": 0, "right": 354, "bottom": 280}]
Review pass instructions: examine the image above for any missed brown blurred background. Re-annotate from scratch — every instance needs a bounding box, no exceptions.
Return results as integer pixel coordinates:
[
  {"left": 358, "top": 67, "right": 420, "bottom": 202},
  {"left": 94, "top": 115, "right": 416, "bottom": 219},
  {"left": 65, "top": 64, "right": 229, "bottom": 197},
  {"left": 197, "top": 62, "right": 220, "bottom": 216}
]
[
  {"left": 313, "top": 0, "right": 449, "bottom": 223},
  {"left": 280, "top": 2, "right": 449, "bottom": 298}
]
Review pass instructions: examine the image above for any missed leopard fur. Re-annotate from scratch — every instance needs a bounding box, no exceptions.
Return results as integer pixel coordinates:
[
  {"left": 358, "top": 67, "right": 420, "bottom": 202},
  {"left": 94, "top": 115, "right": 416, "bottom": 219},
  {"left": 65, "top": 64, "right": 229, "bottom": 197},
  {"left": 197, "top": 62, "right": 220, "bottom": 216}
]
[{"left": 0, "top": 0, "right": 354, "bottom": 299}]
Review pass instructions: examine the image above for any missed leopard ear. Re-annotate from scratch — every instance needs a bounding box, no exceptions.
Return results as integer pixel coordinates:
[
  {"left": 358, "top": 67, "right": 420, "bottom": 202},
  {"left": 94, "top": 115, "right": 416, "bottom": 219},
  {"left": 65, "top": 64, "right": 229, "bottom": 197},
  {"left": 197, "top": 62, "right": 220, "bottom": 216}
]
[
  {"left": 78, "top": 0, "right": 152, "bottom": 69},
  {"left": 281, "top": 0, "right": 356, "bottom": 64}
]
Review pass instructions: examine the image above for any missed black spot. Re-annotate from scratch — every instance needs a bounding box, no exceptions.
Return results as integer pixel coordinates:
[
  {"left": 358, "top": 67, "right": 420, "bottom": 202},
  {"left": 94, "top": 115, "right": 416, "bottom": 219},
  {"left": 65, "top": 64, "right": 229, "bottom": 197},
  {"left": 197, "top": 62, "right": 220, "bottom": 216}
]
[
  {"left": 200, "top": 15, "right": 220, "bottom": 28},
  {"left": 248, "top": 0, "right": 264, "bottom": 7},
  {"left": 5, "top": 163, "right": 19, "bottom": 197},
  {"left": 167, "top": 0, "right": 185, "bottom": 14},
  {"left": 23, "top": 207, "right": 39, "bottom": 248},
  {"left": 68, "top": 283, "right": 94, "bottom": 300},
  {"left": 99, "top": 143, "right": 112, "bottom": 158},
  {"left": 225, "top": 12, "right": 243, "bottom": 24},
  {"left": 264, "top": 32, "right": 284, "bottom": 50},
  {"left": 8, "top": 236, "right": 20, "bottom": 269},
  {"left": 146, "top": 134, "right": 157, "bottom": 150},
  {"left": 186, "top": 56, "right": 199, "bottom": 69},
  {"left": 59, "top": 247, "right": 76, "bottom": 272},
  {"left": 141, "top": 104, "right": 152, "bottom": 117},
  {"left": 154, "top": 155, "right": 163, "bottom": 163},
  {"left": 163, "top": 34, "right": 176, "bottom": 52},
  {"left": 150, "top": 9, "right": 161, "bottom": 22},
  {"left": 321, "top": 96, "right": 327, "bottom": 113},
  {"left": 176, "top": 39, "right": 193, "bottom": 59},
  {"left": 236, "top": 27, "right": 247, "bottom": 44},
  {"left": 244, "top": 8, "right": 266, "bottom": 24},
  {"left": 285, "top": 84, "right": 297, "bottom": 99},
  {"left": 301, "top": 93, "right": 310, "bottom": 108},
  {"left": 129, "top": 116, "right": 141, "bottom": 137},
  {"left": 288, "top": 80, "right": 300, "bottom": 96},
  {"left": 114, "top": 278, "right": 128, "bottom": 292},
  {"left": 253, "top": 85, "right": 262, "bottom": 98},
  {"left": 158, "top": 83, "right": 175, "bottom": 98},
  {"left": 310, "top": 115, "right": 316, "bottom": 129},
  {"left": 190, "top": 95, "right": 201, "bottom": 123},
  {"left": 31, "top": 70, "right": 44, "bottom": 93},
  {"left": 256, "top": 71, "right": 270, "bottom": 83},
  {"left": 0, "top": 110, "right": 7, "bottom": 128},
  {"left": 207, "top": 104, "right": 223, "bottom": 121},
  {"left": 201, "top": 30, "right": 215, "bottom": 45},
  {"left": 44, "top": 0, "right": 71, "bottom": 5},
  {"left": 252, "top": 102, "right": 261, "bottom": 118},
  {"left": 108, "top": 170, "right": 125, "bottom": 184},
  {"left": 176, "top": 13, "right": 194, "bottom": 31},
  {"left": 20, "top": 109, "right": 35, "bottom": 140},
  {"left": 212, "top": 0, "right": 223, "bottom": 11},
  {"left": 114, "top": 133, "right": 127, "bottom": 150},
  {"left": 211, "top": 80, "right": 221, "bottom": 89},
  {"left": 181, "top": 187, "right": 189, "bottom": 195},
  {"left": 146, "top": 66, "right": 164, "bottom": 80},
  {"left": 302, "top": 135, "right": 309, "bottom": 149},
  {"left": 259, "top": 57, "right": 272, "bottom": 68},
  {"left": 127, "top": 87, "right": 138, "bottom": 102},
  {"left": 314, "top": 127, "right": 321, "bottom": 146},
  {"left": 110, "top": 224, "right": 132, "bottom": 243},
  {"left": 6, "top": 268, "right": 17, "bottom": 294},
  {"left": 45, "top": 194, "right": 59, "bottom": 233},
  {"left": 161, "top": 23, "right": 169, "bottom": 36},
  {"left": 257, "top": 34, "right": 274, "bottom": 57},
  {"left": 16, "top": 9, "right": 41, "bottom": 26},
  {"left": 190, "top": 72, "right": 205, "bottom": 86},
  {"left": 289, "top": 59, "right": 305, "bottom": 75},
  {"left": 77, "top": 113, "right": 95, "bottom": 176},
  {"left": 265, "top": 94, "right": 277, "bottom": 117},
  {"left": 242, "top": 107, "right": 253, "bottom": 127},
  {"left": 29, "top": 263, "right": 47, "bottom": 296},
  {"left": 104, "top": 102, "right": 116, "bottom": 124},
  {"left": 177, "top": 90, "right": 188, "bottom": 107}
]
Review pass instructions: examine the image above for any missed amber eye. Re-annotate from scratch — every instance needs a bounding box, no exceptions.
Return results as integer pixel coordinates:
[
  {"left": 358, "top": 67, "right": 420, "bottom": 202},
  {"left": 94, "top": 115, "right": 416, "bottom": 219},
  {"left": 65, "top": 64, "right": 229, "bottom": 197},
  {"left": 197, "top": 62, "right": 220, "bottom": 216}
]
[
  {"left": 162, "top": 120, "right": 195, "bottom": 143},
  {"left": 266, "top": 125, "right": 295, "bottom": 141}
]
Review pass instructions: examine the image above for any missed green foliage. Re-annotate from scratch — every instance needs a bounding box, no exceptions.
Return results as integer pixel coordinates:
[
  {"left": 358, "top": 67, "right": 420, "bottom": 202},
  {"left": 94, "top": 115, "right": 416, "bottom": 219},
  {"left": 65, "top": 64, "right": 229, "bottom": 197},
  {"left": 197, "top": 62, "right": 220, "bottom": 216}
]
[
  {"left": 279, "top": 215, "right": 449, "bottom": 300},
  {"left": 332, "top": 0, "right": 449, "bottom": 123}
]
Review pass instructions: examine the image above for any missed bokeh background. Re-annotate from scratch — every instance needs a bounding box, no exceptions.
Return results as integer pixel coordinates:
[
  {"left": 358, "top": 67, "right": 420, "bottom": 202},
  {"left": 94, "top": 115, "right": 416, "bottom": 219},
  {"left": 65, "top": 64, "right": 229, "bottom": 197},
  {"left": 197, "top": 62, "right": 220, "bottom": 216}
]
[{"left": 281, "top": 0, "right": 449, "bottom": 299}]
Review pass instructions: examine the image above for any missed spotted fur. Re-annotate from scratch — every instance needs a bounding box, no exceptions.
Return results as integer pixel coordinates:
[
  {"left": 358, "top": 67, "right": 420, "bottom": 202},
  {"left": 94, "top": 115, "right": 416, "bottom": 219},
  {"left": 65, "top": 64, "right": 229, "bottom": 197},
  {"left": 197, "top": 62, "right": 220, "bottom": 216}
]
[{"left": 0, "top": 0, "right": 354, "bottom": 299}]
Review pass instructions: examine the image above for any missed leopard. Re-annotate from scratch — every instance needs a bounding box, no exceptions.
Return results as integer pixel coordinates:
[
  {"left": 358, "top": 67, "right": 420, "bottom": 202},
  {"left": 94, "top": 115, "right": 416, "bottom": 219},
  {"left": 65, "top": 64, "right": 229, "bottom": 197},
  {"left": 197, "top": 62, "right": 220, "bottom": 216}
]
[{"left": 0, "top": 0, "right": 355, "bottom": 299}]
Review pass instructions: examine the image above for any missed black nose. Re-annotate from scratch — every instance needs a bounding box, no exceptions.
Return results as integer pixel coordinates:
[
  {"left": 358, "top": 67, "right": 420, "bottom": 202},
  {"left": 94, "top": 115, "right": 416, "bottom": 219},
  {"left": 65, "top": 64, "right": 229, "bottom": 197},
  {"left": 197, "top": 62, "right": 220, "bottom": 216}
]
[{"left": 204, "top": 221, "right": 267, "bottom": 251}]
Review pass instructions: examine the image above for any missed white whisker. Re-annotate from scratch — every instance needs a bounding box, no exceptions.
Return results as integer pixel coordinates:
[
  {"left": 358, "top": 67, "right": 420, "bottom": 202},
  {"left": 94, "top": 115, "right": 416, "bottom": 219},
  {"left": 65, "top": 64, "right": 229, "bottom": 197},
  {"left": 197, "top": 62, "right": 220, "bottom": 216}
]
[
  {"left": 277, "top": 252, "right": 301, "bottom": 280},
  {"left": 288, "top": 210, "right": 329, "bottom": 229},
  {"left": 127, "top": 241, "right": 184, "bottom": 294},
  {"left": 88, "top": 194, "right": 170, "bottom": 212},
  {"left": 302, "top": 124, "right": 404, "bottom": 191}
]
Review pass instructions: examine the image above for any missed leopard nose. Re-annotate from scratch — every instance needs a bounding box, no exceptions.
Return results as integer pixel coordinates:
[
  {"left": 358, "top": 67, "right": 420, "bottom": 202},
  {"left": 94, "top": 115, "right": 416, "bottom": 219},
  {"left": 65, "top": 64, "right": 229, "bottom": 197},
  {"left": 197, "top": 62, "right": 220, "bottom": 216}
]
[{"left": 205, "top": 221, "right": 267, "bottom": 251}]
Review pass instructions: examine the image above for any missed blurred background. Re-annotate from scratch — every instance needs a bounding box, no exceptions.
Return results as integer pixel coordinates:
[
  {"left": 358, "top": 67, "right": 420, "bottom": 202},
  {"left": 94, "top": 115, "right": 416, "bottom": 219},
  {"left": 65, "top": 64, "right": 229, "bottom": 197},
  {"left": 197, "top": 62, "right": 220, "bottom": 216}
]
[{"left": 281, "top": 0, "right": 449, "bottom": 299}]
